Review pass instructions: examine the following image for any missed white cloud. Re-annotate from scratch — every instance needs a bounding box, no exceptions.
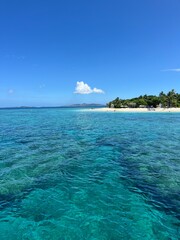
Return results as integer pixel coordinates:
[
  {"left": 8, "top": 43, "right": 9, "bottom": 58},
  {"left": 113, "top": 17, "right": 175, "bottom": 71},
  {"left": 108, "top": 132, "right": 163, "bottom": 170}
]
[
  {"left": 74, "top": 81, "right": 92, "bottom": 94},
  {"left": 74, "top": 81, "right": 104, "bottom": 94},
  {"left": 162, "top": 68, "right": 180, "bottom": 72},
  {"left": 8, "top": 89, "right": 14, "bottom": 94},
  {"left": 93, "top": 87, "right": 104, "bottom": 93}
]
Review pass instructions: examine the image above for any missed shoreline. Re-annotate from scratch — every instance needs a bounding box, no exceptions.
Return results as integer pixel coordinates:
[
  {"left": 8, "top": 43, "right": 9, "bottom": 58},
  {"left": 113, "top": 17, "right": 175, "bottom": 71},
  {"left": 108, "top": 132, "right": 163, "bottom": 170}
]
[{"left": 84, "top": 107, "right": 180, "bottom": 113}]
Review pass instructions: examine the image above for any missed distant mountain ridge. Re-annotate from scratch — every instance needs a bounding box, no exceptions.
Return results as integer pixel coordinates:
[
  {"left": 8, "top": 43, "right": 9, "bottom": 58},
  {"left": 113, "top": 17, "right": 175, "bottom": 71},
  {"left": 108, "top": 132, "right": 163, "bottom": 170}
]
[{"left": 67, "top": 103, "right": 105, "bottom": 107}]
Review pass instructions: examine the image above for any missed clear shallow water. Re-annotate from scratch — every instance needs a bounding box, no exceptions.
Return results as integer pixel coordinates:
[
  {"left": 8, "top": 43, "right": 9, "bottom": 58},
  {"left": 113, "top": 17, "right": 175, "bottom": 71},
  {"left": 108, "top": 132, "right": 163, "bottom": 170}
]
[{"left": 0, "top": 108, "right": 179, "bottom": 240}]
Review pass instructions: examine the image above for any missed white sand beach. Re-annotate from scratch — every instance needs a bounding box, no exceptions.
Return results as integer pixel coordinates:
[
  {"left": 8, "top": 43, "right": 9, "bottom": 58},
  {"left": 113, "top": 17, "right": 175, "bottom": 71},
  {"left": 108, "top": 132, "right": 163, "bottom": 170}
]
[{"left": 86, "top": 107, "right": 180, "bottom": 113}]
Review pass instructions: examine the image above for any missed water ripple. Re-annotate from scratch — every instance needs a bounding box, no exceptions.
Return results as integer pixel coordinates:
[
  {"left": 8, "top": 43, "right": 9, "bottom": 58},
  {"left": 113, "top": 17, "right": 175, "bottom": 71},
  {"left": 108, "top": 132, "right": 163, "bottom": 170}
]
[{"left": 0, "top": 109, "right": 179, "bottom": 239}]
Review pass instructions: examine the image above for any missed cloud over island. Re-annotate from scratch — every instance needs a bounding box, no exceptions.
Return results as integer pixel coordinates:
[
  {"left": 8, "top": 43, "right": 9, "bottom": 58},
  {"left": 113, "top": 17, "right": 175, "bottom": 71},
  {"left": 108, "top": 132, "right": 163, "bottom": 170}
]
[{"left": 74, "top": 81, "right": 104, "bottom": 94}]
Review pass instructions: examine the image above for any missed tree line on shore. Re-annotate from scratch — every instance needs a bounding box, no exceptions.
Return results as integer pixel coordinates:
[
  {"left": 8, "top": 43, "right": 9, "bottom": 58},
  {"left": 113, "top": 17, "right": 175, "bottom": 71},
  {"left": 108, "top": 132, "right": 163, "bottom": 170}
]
[{"left": 107, "top": 90, "right": 180, "bottom": 108}]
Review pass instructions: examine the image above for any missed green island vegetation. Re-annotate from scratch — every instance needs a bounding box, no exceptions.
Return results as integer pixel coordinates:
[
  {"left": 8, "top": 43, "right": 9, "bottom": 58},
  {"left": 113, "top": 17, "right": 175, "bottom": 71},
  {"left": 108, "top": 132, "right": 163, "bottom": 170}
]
[{"left": 107, "top": 89, "right": 180, "bottom": 108}]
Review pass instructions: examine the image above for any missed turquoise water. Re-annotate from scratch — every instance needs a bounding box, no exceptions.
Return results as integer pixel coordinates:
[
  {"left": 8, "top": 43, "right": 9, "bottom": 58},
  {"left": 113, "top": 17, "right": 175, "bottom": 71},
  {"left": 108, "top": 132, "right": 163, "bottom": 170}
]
[{"left": 0, "top": 108, "right": 179, "bottom": 240}]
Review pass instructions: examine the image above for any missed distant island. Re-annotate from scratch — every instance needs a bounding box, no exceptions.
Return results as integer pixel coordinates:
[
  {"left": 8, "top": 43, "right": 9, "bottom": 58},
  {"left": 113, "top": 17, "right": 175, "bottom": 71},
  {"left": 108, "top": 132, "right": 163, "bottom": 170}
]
[
  {"left": 67, "top": 103, "right": 105, "bottom": 108},
  {"left": 107, "top": 89, "right": 180, "bottom": 108},
  {"left": 0, "top": 104, "right": 105, "bottom": 109}
]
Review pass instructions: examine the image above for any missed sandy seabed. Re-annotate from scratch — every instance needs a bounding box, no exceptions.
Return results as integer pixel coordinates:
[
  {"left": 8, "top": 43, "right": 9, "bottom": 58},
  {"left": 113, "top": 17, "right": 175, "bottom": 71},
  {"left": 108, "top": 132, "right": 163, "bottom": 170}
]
[{"left": 86, "top": 107, "right": 180, "bottom": 113}]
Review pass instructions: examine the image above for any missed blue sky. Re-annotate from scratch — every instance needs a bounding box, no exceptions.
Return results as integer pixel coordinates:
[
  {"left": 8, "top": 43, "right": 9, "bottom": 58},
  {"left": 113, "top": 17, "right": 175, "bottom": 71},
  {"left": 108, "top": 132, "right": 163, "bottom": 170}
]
[{"left": 0, "top": 0, "right": 180, "bottom": 107}]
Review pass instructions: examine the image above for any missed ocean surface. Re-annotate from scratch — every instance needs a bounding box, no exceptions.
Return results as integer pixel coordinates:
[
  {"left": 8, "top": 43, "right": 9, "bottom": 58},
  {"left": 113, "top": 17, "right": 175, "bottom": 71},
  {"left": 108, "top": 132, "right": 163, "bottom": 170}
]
[{"left": 0, "top": 108, "right": 179, "bottom": 240}]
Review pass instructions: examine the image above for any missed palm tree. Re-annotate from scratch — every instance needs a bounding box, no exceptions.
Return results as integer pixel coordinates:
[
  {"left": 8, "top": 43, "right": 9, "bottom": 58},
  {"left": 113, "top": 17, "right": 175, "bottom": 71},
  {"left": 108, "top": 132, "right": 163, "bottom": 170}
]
[
  {"left": 167, "top": 89, "right": 176, "bottom": 108},
  {"left": 159, "top": 91, "right": 167, "bottom": 107}
]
